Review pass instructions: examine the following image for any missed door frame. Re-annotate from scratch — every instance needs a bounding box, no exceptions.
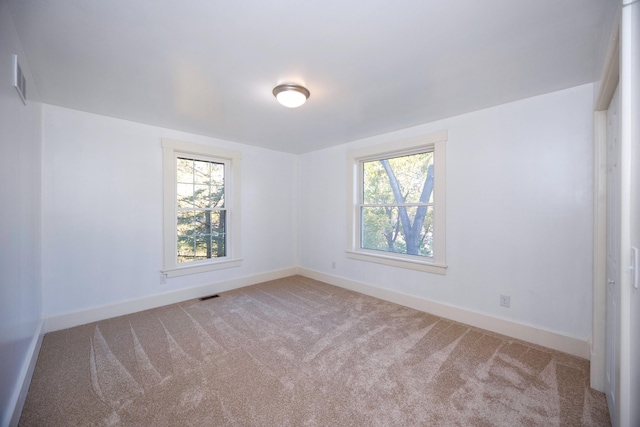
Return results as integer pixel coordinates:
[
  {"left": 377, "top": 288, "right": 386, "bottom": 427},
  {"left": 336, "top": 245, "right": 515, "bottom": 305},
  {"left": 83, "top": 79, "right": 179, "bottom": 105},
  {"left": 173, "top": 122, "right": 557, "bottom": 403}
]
[
  {"left": 592, "top": 14, "right": 619, "bottom": 394},
  {"left": 593, "top": 3, "right": 636, "bottom": 426}
]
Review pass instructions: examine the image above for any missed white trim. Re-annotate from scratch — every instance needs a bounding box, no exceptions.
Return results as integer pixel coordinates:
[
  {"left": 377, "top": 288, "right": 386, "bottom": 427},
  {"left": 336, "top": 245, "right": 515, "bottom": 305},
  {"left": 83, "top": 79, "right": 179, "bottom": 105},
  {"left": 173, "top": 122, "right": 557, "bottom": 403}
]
[
  {"left": 595, "top": 18, "right": 620, "bottom": 111},
  {"left": 347, "top": 131, "right": 447, "bottom": 273},
  {"left": 347, "top": 130, "right": 448, "bottom": 159},
  {"left": 618, "top": 4, "right": 636, "bottom": 424},
  {"left": 6, "top": 320, "right": 44, "bottom": 427},
  {"left": 592, "top": 10, "right": 621, "bottom": 393},
  {"left": 298, "top": 268, "right": 590, "bottom": 359},
  {"left": 592, "top": 111, "right": 608, "bottom": 392},
  {"left": 44, "top": 267, "right": 298, "bottom": 333},
  {"left": 161, "top": 139, "right": 242, "bottom": 276},
  {"left": 346, "top": 250, "right": 446, "bottom": 274},
  {"left": 432, "top": 134, "right": 447, "bottom": 265},
  {"left": 161, "top": 138, "right": 242, "bottom": 160},
  {"left": 163, "top": 259, "right": 243, "bottom": 277}
]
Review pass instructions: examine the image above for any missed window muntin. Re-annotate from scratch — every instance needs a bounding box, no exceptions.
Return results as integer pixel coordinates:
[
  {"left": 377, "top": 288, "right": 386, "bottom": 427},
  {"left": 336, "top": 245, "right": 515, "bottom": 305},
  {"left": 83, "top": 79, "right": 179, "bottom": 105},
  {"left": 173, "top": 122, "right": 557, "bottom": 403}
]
[{"left": 347, "top": 131, "right": 446, "bottom": 274}]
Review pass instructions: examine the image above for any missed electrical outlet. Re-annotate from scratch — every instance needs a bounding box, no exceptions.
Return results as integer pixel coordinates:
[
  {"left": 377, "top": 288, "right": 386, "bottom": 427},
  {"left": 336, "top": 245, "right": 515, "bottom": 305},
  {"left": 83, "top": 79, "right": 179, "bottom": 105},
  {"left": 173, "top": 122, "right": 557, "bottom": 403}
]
[
  {"left": 160, "top": 273, "right": 168, "bottom": 285},
  {"left": 332, "top": 261, "right": 336, "bottom": 269},
  {"left": 500, "top": 295, "right": 510, "bottom": 308}
]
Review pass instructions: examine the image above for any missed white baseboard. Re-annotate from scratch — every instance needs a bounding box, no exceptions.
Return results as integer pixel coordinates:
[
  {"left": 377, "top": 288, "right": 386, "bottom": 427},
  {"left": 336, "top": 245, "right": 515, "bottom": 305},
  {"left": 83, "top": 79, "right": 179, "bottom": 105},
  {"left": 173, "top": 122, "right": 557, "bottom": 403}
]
[
  {"left": 298, "top": 268, "right": 591, "bottom": 360},
  {"left": 44, "top": 267, "right": 298, "bottom": 333},
  {"left": 6, "top": 319, "right": 44, "bottom": 427},
  {"left": 42, "top": 266, "right": 590, "bottom": 360},
  {"left": 590, "top": 345, "right": 605, "bottom": 392}
]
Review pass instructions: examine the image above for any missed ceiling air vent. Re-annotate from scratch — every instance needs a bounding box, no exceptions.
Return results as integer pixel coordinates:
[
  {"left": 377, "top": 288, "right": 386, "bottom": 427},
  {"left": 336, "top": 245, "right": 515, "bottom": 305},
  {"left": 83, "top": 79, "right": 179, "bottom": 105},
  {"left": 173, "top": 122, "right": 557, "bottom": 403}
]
[{"left": 13, "top": 54, "right": 26, "bottom": 105}]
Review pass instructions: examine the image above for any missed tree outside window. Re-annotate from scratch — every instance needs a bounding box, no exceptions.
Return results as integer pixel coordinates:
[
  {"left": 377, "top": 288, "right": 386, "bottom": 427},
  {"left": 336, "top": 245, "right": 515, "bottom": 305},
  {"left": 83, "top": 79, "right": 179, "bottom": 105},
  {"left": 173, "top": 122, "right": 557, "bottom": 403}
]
[
  {"left": 361, "top": 151, "right": 434, "bottom": 258},
  {"left": 347, "top": 131, "right": 447, "bottom": 274},
  {"left": 176, "top": 157, "right": 226, "bottom": 263},
  {"left": 162, "top": 139, "right": 241, "bottom": 277}
]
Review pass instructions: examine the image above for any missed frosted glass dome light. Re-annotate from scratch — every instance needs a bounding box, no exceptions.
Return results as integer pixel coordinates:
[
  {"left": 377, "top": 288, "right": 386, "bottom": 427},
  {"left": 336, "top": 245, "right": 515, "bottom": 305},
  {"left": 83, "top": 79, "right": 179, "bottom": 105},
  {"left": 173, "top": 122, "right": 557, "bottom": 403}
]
[{"left": 273, "top": 84, "right": 310, "bottom": 108}]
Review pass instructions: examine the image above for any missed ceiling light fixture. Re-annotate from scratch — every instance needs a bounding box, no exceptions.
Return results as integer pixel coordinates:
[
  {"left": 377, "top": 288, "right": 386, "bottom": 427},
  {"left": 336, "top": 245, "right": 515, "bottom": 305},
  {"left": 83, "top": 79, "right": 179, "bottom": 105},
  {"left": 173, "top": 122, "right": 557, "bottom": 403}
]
[{"left": 272, "top": 84, "right": 310, "bottom": 108}]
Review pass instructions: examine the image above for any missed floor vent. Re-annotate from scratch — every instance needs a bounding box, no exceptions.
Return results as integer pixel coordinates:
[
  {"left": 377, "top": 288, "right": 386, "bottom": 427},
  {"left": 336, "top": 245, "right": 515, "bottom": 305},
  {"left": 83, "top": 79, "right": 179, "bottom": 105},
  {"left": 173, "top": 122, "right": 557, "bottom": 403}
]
[{"left": 199, "top": 294, "right": 220, "bottom": 301}]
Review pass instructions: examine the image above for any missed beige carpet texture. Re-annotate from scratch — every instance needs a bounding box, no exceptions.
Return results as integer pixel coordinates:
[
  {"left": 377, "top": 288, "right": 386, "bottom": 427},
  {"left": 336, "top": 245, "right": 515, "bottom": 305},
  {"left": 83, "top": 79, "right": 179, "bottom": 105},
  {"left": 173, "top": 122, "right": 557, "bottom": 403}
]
[{"left": 20, "top": 276, "right": 610, "bottom": 426}]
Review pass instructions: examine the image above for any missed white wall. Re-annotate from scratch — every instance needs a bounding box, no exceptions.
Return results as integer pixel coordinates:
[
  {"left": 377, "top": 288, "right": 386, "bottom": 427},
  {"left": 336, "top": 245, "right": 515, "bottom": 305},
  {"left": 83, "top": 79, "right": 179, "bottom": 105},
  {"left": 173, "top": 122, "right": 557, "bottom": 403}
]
[
  {"left": 0, "top": 1, "right": 43, "bottom": 425},
  {"left": 298, "top": 84, "right": 594, "bottom": 341},
  {"left": 41, "top": 105, "right": 298, "bottom": 319}
]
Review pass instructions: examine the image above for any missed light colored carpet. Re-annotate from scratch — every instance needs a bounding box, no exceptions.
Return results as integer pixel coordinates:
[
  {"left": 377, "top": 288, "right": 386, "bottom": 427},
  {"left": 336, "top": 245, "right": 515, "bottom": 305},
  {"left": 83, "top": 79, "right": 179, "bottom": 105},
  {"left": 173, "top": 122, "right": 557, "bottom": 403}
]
[{"left": 20, "top": 276, "right": 610, "bottom": 426}]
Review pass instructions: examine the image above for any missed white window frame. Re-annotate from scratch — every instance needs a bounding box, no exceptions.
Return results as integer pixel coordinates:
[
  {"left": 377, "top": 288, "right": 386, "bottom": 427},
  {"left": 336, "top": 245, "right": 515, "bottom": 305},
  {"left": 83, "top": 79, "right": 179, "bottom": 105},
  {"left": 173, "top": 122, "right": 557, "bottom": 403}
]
[
  {"left": 347, "top": 131, "right": 447, "bottom": 274},
  {"left": 162, "top": 139, "right": 242, "bottom": 277}
]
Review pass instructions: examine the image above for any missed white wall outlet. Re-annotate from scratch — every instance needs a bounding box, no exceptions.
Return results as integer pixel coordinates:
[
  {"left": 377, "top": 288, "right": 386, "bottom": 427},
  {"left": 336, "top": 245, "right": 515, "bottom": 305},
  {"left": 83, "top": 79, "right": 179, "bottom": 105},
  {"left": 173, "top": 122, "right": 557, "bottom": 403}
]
[
  {"left": 500, "top": 295, "right": 510, "bottom": 308},
  {"left": 160, "top": 273, "right": 168, "bottom": 285},
  {"left": 332, "top": 261, "right": 336, "bottom": 269}
]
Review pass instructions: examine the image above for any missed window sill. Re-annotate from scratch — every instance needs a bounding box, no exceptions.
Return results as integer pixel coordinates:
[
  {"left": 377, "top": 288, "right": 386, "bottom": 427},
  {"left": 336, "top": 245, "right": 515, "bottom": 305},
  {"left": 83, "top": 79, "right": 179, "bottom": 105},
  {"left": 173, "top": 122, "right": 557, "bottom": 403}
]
[
  {"left": 346, "top": 251, "right": 447, "bottom": 275},
  {"left": 162, "top": 259, "right": 242, "bottom": 278}
]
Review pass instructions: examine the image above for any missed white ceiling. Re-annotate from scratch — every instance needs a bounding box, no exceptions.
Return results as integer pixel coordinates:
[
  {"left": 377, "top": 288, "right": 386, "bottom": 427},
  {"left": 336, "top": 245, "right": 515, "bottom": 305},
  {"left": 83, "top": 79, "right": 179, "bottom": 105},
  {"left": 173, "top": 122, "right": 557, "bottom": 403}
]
[{"left": 8, "top": 0, "right": 613, "bottom": 154}]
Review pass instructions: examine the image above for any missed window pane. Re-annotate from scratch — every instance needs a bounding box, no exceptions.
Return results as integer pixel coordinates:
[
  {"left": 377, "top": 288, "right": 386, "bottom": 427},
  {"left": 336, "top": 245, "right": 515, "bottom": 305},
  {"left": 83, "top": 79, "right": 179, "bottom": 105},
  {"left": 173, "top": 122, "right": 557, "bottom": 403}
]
[
  {"left": 363, "top": 161, "right": 393, "bottom": 204},
  {"left": 211, "top": 163, "right": 224, "bottom": 184},
  {"left": 212, "top": 211, "right": 227, "bottom": 257},
  {"left": 177, "top": 157, "right": 225, "bottom": 209},
  {"left": 177, "top": 158, "right": 193, "bottom": 183},
  {"left": 177, "top": 183, "right": 194, "bottom": 208},
  {"left": 193, "top": 184, "right": 210, "bottom": 208},
  {"left": 193, "top": 160, "right": 211, "bottom": 184},
  {"left": 193, "top": 210, "right": 212, "bottom": 235},
  {"left": 175, "top": 156, "right": 227, "bottom": 265},
  {"left": 363, "top": 152, "right": 433, "bottom": 204},
  {"left": 212, "top": 233, "right": 226, "bottom": 258},
  {"left": 177, "top": 235, "right": 195, "bottom": 263},
  {"left": 177, "top": 210, "right": 195, "bottom": 236},
  {"left": 361, "top": 205, "right": 433, "bottom": 257},
  {"left": 210, "top": 185, "right": 225, "bottom": 208},
  {"left": 179, "top": 210, "right": 226, "bottom": 262},
  {"left": 209, "top": 210, "right": 224, "bottom": 233},
  {"left": 211, "top": 163, "right": 225, "bottom": 207},
  {"left": 192, "top": 235, "right": 227, "bottom": 260},
  {"left": 195, "top": 235, "right": 210, "bottom": 260}
]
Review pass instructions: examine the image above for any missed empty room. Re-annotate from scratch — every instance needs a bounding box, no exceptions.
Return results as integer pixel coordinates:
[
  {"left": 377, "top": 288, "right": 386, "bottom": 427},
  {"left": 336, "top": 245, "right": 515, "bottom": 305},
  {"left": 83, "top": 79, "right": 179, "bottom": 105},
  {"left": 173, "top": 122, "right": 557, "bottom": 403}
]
[{"left": 1, "top": 0, "right": 639, "bottom": 426}]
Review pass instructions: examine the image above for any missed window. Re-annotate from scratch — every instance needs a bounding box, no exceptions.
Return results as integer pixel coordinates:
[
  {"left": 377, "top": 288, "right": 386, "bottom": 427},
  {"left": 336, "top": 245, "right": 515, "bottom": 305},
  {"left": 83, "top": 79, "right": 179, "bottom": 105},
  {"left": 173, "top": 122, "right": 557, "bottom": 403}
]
[
  {"left": 176, "top": 156, "right": 227, "bottom": 263},
  {"left": 162, "top": 139, "right": 241, "bottom": 277},
  {"left": 347, "top": 131, "right": 447, "bottom": 274}
]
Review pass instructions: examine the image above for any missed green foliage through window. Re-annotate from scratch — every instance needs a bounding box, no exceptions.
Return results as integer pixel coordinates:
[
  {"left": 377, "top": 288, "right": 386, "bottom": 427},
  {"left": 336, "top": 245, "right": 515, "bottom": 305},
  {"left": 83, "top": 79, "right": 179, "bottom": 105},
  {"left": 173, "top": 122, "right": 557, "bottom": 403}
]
[
  {"left": 176, "top": 157, "right": 226, "bottom": 263},
  {"left": 361, "top": 151, "right": 434, "bottom": 257}
]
